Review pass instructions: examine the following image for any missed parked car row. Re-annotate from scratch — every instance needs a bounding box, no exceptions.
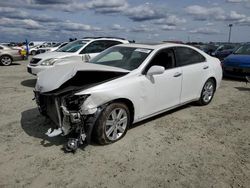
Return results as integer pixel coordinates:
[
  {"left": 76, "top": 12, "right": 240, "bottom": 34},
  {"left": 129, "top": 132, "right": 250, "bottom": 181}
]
[
  {"left": 31, "top": 38, "right": 223, "bottom": 151},
  {"left": 211, "top": 44, "right": 240, "bottom": 61},
  {"left": 193, "top": 43, "right": 240, "bottom": 61}
]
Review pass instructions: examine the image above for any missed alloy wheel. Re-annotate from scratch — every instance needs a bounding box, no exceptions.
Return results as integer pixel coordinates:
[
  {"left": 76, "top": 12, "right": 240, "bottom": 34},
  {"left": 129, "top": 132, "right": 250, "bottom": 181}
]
[
  {"left": 202, "top": 81, "right": 214, "bottom": 103},
  {"left": 1, "top": 56, "right": 12, "bottom": 66},
  {"left": 105, "top": 108, "right": 128, "bottom": 141}
]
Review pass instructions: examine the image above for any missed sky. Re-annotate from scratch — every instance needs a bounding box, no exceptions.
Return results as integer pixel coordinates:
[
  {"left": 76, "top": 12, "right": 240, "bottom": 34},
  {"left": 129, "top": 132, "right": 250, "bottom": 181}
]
[{"left": 0, "top": 0, "right": 250, "bottom": 43}]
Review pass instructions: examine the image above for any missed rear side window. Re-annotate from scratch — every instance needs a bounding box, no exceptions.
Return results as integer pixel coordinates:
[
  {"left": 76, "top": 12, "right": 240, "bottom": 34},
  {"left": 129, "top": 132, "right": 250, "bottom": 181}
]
[
  {"left": 175, "top": 47, "right": 206, "bottom": 66},
  {"left": 80, "top": 40, "right": 122, "bottom": 54},
  {"left": 80, "top": 41, "right": 103, "bottom": 54},
  {"left": 105, "top": 40, "right": 122, "bottom": 48}
]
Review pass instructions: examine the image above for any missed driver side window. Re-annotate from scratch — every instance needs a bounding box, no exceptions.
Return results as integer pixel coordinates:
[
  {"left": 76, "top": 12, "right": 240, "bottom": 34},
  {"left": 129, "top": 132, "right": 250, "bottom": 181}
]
[{"left": 145, "top": 49, "right": 175, "bottom": 73}]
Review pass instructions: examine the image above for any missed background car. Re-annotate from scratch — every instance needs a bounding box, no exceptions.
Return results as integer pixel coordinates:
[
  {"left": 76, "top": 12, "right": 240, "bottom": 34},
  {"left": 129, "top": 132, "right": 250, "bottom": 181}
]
[
  {"left": 212, "top": 44, "right": 239, "bottom": 61},
  {"left": 24, "top": 41, "right": 46, "bottom": 53},
  {"left": 29, "top": 42, "right": 59, "bottom": 55},
  {"left": 222, "top": 43, "right": 250, "bottom": 78},
  {"left": 0, "top": 45, "right": 24, "bottom": 66},
  {"left": 34, "top": 43, "right": 222, "bottom": 151},
  {"left": 199, "top": 44, "right": 218, "bottom": 55},
  {"left": 215, "top": 45, "right": 240, "bottom": 61},
  {"left": 27, "top": 37, "right": 129, "bottom": 75},
  {"left": 35, "top": 42, "right": 68, "bottom": 54}
]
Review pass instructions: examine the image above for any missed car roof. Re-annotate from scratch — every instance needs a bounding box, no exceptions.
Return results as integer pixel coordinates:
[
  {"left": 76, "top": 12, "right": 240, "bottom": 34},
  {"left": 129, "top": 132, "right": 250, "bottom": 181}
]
[
  {"left": 117, "top": 43, "right": 193, "bottom": 50},
  {"left": 80, "top": 37, "right": 129, "bottom": 43}
]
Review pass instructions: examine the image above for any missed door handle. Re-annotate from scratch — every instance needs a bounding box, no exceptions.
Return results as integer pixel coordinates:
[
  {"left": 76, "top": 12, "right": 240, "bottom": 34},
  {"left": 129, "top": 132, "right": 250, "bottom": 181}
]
[
  {"left": 173, "top": 72, "right": 182, "bottom": 77},
  {"left": 203, "top": 65, "right": 209, "bottom": 69}
]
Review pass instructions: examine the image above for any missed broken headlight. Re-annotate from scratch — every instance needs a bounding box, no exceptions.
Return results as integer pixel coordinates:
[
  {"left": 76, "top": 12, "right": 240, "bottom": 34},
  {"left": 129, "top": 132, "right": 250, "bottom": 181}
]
[{"left": 65, "top": 94, "right": 90, "bottom": 111}]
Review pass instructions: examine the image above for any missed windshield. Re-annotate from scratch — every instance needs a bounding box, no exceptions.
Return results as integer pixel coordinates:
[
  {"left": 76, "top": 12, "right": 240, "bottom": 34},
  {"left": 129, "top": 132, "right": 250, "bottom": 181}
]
[
  {"left": 56, "top": 40, "right": 88, "bottom": 53},
  {"left": 90, "top": 46, "right": 152, "bottom": 71},
  {"left": 234, "top": 44, "right": 250, "bottom": 55}
]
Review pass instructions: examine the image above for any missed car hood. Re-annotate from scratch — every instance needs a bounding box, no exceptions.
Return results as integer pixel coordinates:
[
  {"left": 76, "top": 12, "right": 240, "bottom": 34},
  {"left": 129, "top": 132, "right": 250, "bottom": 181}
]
[
  {"left": 224, "top": 54, "right": 250, "bottom": 66},
  {"left": 33, "top": 51, "right": 74, "bottom": 59},
  {"left": 36, "top": 62, "right": 130, "bottom": 93}
]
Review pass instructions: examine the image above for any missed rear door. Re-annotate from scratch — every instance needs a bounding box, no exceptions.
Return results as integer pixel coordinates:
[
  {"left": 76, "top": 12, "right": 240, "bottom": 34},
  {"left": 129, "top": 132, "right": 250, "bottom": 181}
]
[{"left": 174, "top": 47, "right": 209, "bottom": 103}]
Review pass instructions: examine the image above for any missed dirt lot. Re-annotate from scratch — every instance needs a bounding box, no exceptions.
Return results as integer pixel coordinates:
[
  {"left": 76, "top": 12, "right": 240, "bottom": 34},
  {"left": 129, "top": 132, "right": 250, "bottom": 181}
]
[{"left": 0, "top": 59, "right": 249, "bottom": 188}]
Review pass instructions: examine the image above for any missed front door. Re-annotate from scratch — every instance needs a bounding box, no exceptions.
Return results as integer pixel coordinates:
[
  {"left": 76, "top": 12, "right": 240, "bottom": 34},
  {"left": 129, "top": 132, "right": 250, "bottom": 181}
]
[{"left": 138, "top": 49, "right": 182, "bottom": 118}]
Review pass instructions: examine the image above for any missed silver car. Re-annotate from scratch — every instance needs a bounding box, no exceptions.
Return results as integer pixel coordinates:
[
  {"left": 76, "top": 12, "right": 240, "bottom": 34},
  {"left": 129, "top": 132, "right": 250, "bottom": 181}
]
[{"left": 0, "top": 45, "right": 24, "bottom": 66}]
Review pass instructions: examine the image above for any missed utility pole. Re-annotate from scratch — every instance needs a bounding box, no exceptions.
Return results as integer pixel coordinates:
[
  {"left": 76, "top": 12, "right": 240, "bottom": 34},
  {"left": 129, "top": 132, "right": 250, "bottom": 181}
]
[{"left": 228, "top": 24, "right": 233, "bottom": 43}]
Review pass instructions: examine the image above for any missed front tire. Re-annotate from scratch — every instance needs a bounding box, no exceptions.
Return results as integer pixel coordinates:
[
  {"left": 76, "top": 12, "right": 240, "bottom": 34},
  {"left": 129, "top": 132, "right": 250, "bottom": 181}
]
[
  {"left": 0, "top": 55, "right": 12, "bottom": 66},
  {"left": 198, "top": 78, "right": 216, "bottom": 105},
  {"left": 94, "top": 102, "right": 130, "bottom": 145}
]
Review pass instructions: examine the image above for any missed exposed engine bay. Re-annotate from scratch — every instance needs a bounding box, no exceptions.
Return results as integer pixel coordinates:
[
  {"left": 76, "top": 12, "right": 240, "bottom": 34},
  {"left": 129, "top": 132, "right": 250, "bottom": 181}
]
[{"left": 34, "top": 70, "right": 127, "bottom": 152}]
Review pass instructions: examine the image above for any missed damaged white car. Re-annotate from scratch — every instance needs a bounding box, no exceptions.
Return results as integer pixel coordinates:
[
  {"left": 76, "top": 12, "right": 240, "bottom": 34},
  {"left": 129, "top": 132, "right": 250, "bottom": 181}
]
[{"left": 34, "top": 43, "right": 222, "bottom": 151}]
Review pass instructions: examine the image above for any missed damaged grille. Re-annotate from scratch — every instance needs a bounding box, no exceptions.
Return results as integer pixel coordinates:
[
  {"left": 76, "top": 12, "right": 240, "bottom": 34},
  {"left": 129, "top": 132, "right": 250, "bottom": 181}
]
[{"left": 35, "top": 92, "right": 61, "bottom": 126}]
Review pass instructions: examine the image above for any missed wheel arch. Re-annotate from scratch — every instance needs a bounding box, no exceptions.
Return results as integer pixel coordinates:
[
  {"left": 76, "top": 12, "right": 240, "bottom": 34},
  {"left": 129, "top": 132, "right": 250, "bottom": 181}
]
[
  {"left": 107, "top": 98, "right": 135, "bottom": 125},
  {"left": 208, "top": 77, "right": 217, "bottom": 91},
  {"left": 90, "top": 97, "right": 135, "bottom": 144}
]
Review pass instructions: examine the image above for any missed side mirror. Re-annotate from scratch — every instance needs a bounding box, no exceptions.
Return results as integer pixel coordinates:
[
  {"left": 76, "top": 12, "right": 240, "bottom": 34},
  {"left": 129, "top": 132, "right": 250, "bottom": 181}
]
[
  {"left": 147, "top": 65, "right": 165, "bottom": 76},
  {"left": 82, "top": 54, "right": 91, "bottom": 62}
]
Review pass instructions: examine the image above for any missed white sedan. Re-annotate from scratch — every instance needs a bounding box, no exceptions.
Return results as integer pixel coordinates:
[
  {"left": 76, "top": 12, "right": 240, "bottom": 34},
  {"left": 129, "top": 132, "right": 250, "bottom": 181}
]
[{"left": 34, "top": 43, "right": 222, "bottom": 151}]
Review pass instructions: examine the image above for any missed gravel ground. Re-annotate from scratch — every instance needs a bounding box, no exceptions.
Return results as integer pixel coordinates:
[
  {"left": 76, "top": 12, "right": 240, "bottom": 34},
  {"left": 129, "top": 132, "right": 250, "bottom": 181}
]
[{"left": 0, "top": 59, "right": 249, "bottom": 188}]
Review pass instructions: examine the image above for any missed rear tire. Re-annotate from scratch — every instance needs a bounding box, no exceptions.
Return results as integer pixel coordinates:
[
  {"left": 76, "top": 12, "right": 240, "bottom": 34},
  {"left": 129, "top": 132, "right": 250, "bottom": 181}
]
[
  {"left": 197, "top": 78, "right": 216, "bottom": 106},
  {"left": 93, "top": 102, "right": 130, "bottom": 145},
  {"left": 0, "top": 55, "right": 12, "bottom": 66}
]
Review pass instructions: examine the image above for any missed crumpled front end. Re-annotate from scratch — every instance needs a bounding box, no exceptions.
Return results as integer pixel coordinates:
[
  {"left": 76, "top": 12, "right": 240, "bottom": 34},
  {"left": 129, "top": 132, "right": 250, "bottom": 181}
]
[
  {"left": 34, "top": 68, "right": 129, "bottom": 151},
  {"left": 34, "top": 90, "right": 104, "bottom": 152},
  {"left": 34, "top": 91, "right": 96, "bottom": 135}
]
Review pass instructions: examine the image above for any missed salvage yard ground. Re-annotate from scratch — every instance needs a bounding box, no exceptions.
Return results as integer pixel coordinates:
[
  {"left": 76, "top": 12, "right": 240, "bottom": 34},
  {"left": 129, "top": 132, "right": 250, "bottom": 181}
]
[{"left": 0, "top": 59, "right": 250, "bottom": 188}]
